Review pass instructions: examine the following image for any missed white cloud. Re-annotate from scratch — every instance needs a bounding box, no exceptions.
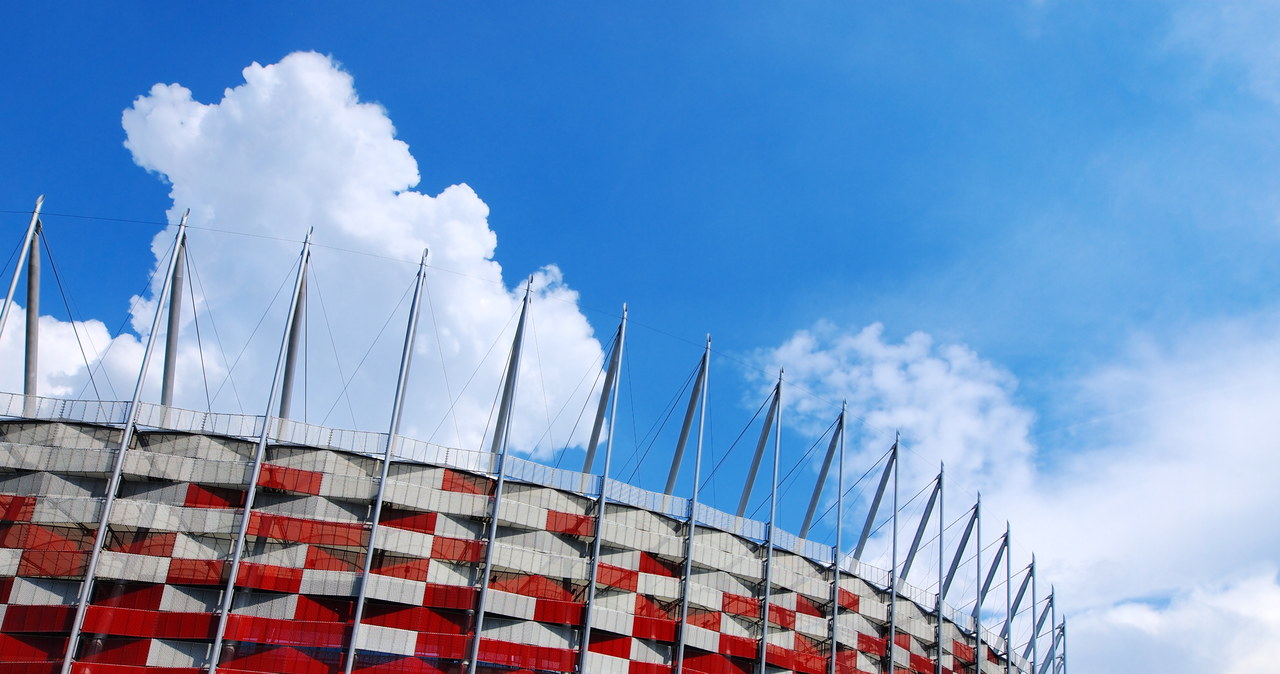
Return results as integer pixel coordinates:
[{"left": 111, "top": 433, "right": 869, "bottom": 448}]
[
  {"left": 4, "top": 51, "right": 605, "bottom": 458},
  {"left": 759, "top": 315, "right": 1280, "bottom": 673}
]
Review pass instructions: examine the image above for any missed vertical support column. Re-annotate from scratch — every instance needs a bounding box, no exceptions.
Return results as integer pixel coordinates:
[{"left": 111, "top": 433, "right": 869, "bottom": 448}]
[
  {"left": 974, "top": 494, "right": 983, "bottom": 674},
  {"left": 826, "top": 405, "right": 845, "bottom": 674},
  {"left": 277, "top": 273, "right": 306, "bottom": 419},
  {"left": 0, "top": 194, "right": 43, "bottom": 344},
  {"left": 1005, "top": 525, "right": 1012, "bottom": 674},
  {"left": 935, "top": 464, "right": 945, "bottom": 674},
  {"left": 577, "top": 307, "right": 627, "bottom": 673},
  {"left": 468, "top": 281, "right": 533, "bottom": 674},
  {"left": 674, "top": 336, "right": 711, "bottom": 673},
  {"left": 886, "top": 436, "right": 899, "bottom": 674},
  {"left": 756, "top": 371, "right": 782, "bottom": 674},
  {"left": 1026, "top": 560, "right": 1037, "bottom": 672},
  {"left": 60, "top": 218, "right": 188, "bottom": 674},
  {"left": 160, "top": 211, "right": 190, "bottom": 408},
  {"left": 208, "top": 229, "right": 313, "bottom": 673},
  {"left": 344, "top": 250, "right": 429, "bottom": 674},
  {"left": 22, "top": 222, "right": 40, "bottom": 416}
]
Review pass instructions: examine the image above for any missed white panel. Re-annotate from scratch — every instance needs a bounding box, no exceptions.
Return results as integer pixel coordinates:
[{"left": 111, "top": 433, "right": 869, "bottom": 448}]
[
  {"left": 583, "top": 651, "right": 630, "bottom": 674},
  {"left": 299, "top": 569, "right": 358, "bottom": 596},
  {"left": 487, "top": 589, "right": 537, "bottom": 620},
  {"left": 96, "top": 551, "right": 169, "bottom": 583},
  {"left": 373, "top": 526, "right": 433, "bottom": 556},
  {"left": 356, "top": 624, "right": 417, "bottom": 656},
  {"left": 9, "top": 577, "right": 80, "bottom": 605},
  {"left": 243, "top": 541, "right": 308, "bottom": 568},
  {"left": 365, "top": 574, "right": 425, "bottom": 606},
  {"left": 232, "top": 592, "right": 298, "bottom": 619},
  {"left": 160, "top": 585, "right": 221, "bottom": 612},
  {"left": 426, "top": 560, "right": 476, "bottom": 587},
  {"left": 0, "top": 547, "right": 20, "bottom": 576},
  {"left": 148, "top": 639, "right": 210, "bottom": 668},
  {"left": 588, "top": 607, "right": 634, "bottom": 636},
  {"left": 636, "top": 573, "right": 679, "bottom": 600}
]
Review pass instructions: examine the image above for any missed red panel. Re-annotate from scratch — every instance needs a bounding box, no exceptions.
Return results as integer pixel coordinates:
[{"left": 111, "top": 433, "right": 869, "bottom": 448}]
[
  {"left": 637, "top": 552, "right": 679, "bottom": 578},
  {"left": 910, "top": 654, "right": 936, "bottom": 673},
  {"left": 235, "top": 562, "right": 303, "bottom": 594},
  {"left": 83, "top": 606, "right": 214, "bottom": 640},
  {"left": 221, "top": 644, "right": 342, "bottom": 674},
  {"left": 794, "top": 634, "right": 824, "bottom": 656},
  {"left": 587, "top": 632, "right": 630, "bottom": 658},
  {"left": 440, "top": 469, "right": 492, "bottom": 496},
  {"left": 76, "top": 637, "right": 150, "bottom": 665},
  {"left": 684, "top": 650, "right": 753, "bottom": 674},
  {"left": 544, "top": 511, "right": 592, "bottom": 537},
  {"left": 0, "top": 577, "right": 13, "bottom": 603},
  {"left": 857, "top": 633, "right": 887, "bottom": 656},
  {"left": 718, "top": 634, "right": 756, "bottom": 659},
  {"left": 304, "top": 546, "right": 362, "bottom": 572},
  {"left": 951, "top": 641, "right": 974, "bottom": 663},
  {"left": 687, "top": 608, "right": 720, "bottom": 631},
  {"left": 257, "top": 464, "right": 324, "bottom": 495},
  {"left": 2, "top": 524, "right": 92, "bottom": 552},
  {"left": 363, "top": 605, "right": 467, "bottom": 634},
  {"left": 794, "top": 593, "right": 824, "bottom": 617},
  {"left": 429, "top": 537, "right": 484, "bottom": 563},
  {"left": 0, "top": 634, "right": 65, "bottom": 663},
  {"left": 767, "top": 604, "right": 795, "bottom": 629},
  {"left": 294, "top": 596, "right": 354, "bottom": 623},
  {"left": 249, "top": 513, "right": 368, "bottom": 547},
  {"left": 490, "top": 573, "right": 574, "bottom": 601},
  {"left": 720, "top": 593, "right": 760, "bottom": 619},
  {"left": 596, "top": 564, "right": 638, "bottom": 592},
  {"left": 476, "top": 639, "right": 574, "bottom": 672},
  {"left": 1, "top": 603, "right": 73, "bottom": 636},
  {"left": 92, "top": 583, "right": 164, "bottom": 610},
  {"left": 632, "top": 616, "right": 676, "bottom": 642},
  {"left": 533, "top": 598, "right": 583, "bottom": 625},
  {"left": 634, "top": 595, "right": 669, "bottom": 619},
  {"left": 421, "top": 583, "right": 477, "bottom": 611},
  {"left": 372, "top": 554, "right": 430, "bottom": 582},
  {"left": 73, "top": 665, "right": 202, "bottom": 674},
  {"left": 764, "top": 643, "right": 795, "bottom": 670},
  {"left": 792, "top": 650, "right": 827, "bottom": 674},
  {"left": 629, "top": 662, "right": 672, "bottom": 674},
  {"left": 353, "top": 657, "right": 449, "bottom": 674},
  {"left": 837, "top": 588, "right": 859, "bottom": 612},
  {"left": 414, "top": 632, "right": 468, "bottom": 660},
  {"left": 166, "top": 559, "right": 225, "bottom": 586},
  {"left": 184, "top": 483, "right": 246, "bottom": 509},
  {"left": 224, "top": 615, "right": 350, "bottom": 649},
  {"left": 894, "top": 632, "right": 912, "bottom": 650},
  {"left": 106, "top": 531, "right": 176, "bottom": 557},
  {"left": 380, "top": 509, "right": 436, "bottom": 534},
  {"left": 0, "top": 495, "right": 36, "bottom": 523},
  {"left": 18, "top": 550, "right": 87, "bottom": 578}
]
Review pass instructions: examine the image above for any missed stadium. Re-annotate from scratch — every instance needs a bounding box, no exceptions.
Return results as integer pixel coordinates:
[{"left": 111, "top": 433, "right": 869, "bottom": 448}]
[{"left": 0, "top": 202, "right": 1066, "bottom": 674}]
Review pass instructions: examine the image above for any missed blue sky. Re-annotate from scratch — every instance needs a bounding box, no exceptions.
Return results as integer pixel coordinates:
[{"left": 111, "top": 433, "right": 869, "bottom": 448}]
[{"left": 3, "top": 3, "right": 1280, "bottom": 672}]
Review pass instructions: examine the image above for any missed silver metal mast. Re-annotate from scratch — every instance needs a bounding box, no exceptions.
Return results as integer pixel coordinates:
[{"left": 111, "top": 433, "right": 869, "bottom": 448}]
[
  {"left": 935, "top": 463, "right": 945, "bottom": 674},
  {"left": 277, "top": 272, "right": 306, "bottom": 419},
  {"left": 468, "top": 280, "right": 533, "bottom": 674},
  {"left": 1005, "top": 524, "right": 1013, "bottom": 674},
  {"left": 22, "top": 219, "right": 39, "bottom": 415},
  {"left": 674, "top": 335, "right": 711, "bottom": 673},
  {"left": 208, "top": 228, "right": 313, "bottom": 673},
  {"left": 800, "top": 415, "right": 842, "bottom": 538},
  {"left": 1025, "top": 586, "right": 1051, "bottom": 663},
  {"left": 61, "top": 217, "right": 188, "bottom": 674},
  {"left": 578, "top": 306, "right": 628, "bottom": 673},
  {"left": 854, "top": 447, "right": 896, "bottom": 560},
  {"left": 974, "top": 493, "right": 984, "bottom": 674},
  {"left": 160, "top": 210, "right": 190, "bottom": 408},
  {"left": 0, "top": 194, "right": 43, "bottom": 344},
  {"left": 664, "top": 339, "right": 708, "bottom": 496},
  {"left": 583, "top": 309, "right": 624, "bottom": 473},
  {"left": 736, "top": 388, "right": 778, "bottom": 518},
  {"left": 1004, "top": 562, "right": 1031, "bottom": 645},
  {"left": 1024, "top": 558, "right": 1037, "bottom": 670},
  {"left": 757, "top": 370, "right": 782, "bottom": 674},
  {"left": 827, "top": 403, "right": 846, "bottom": 674},
  {"left": 344, "top": 249, "right": 429, "bottom": 674},
  {"left": 886, "top": 434, "right": 899, "bottom": 674}
]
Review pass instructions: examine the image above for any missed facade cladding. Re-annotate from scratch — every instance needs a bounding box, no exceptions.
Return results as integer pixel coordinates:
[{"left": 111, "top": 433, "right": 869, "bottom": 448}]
[{"left": 0, "top": 392, "right": 1029, "bottom": 674}]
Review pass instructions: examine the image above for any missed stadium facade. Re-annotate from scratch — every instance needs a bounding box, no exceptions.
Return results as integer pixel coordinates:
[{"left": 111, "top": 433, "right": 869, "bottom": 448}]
[{"left": 0, "top": 201, "right": 1065, "bottom": 674}]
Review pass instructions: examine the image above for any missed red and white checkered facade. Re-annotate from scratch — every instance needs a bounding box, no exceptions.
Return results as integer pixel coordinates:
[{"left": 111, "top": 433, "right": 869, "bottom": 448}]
[{"left": 0, "top": 394, "right": 1024, "bottom": 674}]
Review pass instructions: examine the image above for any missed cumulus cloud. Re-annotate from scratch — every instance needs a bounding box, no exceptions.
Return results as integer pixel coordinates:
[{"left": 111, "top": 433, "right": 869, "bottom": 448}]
[
  {"left": 757, "top": 315, "right": 1280, "bottom": 673},
  {"left": 115, "top": 51, "right": 607, "bottom": 457}
]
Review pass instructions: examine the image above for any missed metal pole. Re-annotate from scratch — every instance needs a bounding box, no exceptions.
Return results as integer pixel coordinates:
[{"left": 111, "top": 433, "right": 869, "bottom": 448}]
[
  {"left": 583, "top": 315, "right": 623, "bottom": 474},
  {"left": 675, "top": 335, "right": 710, "bottom": 673},
  {"left": 757, "top": 372, "right": 782, "bottom": 674},
  {"left": 160, "top": 211, "right": 190, "bottom": 408},
  {"left": 664, "top": 345, "right": 707, "bottom": 496},
  {"left": 578, "top": 307, "right": 627, "bottom": 673},
  {"left": 854, "top": 452, "right": 895, "bottom": 560},
  {"left": 887, "top": 435, "right": 898, "bottom": 674},
  {"left": 0, "top": 195, "right": 42, "bottom": 344},
  {"left": 736, "top": 392, "right": 777, "bottom": 518},
  {"left": 208, "top": 229, "right": 313, "bottom": 673},
  {"left": 60, "top": 218, "right": 188, "bottom": 674},
  {"left": 827, "top": 404, "right": 845, "bottom": 674},
  {"left": 935, "top": 464, "right": 944, "bottom": 674},
  {"left": 468, "top": 282, "right": 533, "bottom": 674},
  {"left": 800, "top": 418, "right": 841, "bottom": 538},
  {"left": 344, "top": 250, "right": 429, "bottom": 674},
  {"left": 1005, "top": 525, "right": 1012, "bottom": 674},
  {"left": 23, "top": 222, "right": 39, "bottom": 414},
  {"left": 277, "top": 273, "right": 306, "bottom": 419},
  {"left": 974, "top": 494, "right": 983, "bottom": 674},
  {"left": 900, "top": 475, "right": 941, "bottom": 582},
  {"left": 1027, "top": 559, "right": 1037, "bottom": 671}
]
